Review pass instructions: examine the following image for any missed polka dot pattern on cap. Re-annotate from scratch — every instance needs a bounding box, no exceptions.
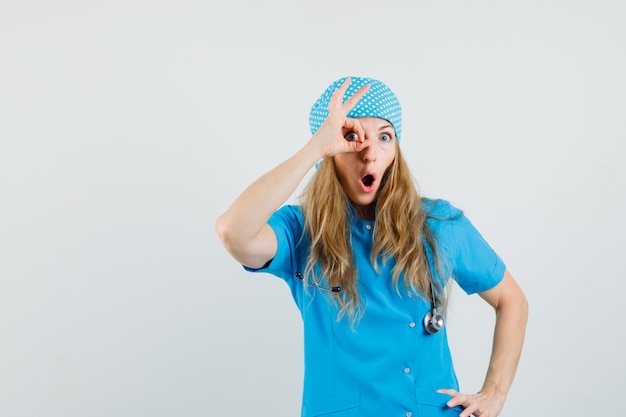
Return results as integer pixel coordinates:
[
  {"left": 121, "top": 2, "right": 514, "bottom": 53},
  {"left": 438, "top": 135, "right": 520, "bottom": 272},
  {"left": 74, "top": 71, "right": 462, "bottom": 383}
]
[{"left": 309, "top": 76, "right": 402, "bottom": 141}]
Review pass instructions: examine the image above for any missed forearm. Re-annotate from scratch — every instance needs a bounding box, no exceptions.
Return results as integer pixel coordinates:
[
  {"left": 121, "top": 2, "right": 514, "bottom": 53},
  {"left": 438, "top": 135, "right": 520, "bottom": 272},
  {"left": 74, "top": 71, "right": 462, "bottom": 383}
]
[
  {"left": 440, "top": 271, "right": 528, "bottom": 417},
  {"left": 216, "top": 141, "right": 321, "bottom": 246},
  {"left": 480, "top": 291, "right": 528, "bottom": 400},
  {"left": 216, "top": 78, "right": 371, "bottom": 266}
]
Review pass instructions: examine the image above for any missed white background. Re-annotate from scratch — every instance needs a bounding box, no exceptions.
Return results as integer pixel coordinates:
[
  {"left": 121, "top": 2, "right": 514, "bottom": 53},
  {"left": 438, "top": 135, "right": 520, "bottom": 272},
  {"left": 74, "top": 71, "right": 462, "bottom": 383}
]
[{"left": 1, "top": 1, "right": 625, "bottom": 416}]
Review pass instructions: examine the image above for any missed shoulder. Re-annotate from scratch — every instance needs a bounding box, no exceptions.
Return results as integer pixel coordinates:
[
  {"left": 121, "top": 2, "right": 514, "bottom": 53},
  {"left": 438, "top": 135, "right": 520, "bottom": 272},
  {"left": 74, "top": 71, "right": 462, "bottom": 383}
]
[
  {"left": 268, "top": 204, "right": 305, "bottom": 234},
  {"left": 421, "top": 198, "right": 463, "bottom": 220},
  {"left": 272, "top": 204, "right": 304, "bottom": 222},
  {"left": 421, "top": 198, "right": 467, "bottom": 248}
]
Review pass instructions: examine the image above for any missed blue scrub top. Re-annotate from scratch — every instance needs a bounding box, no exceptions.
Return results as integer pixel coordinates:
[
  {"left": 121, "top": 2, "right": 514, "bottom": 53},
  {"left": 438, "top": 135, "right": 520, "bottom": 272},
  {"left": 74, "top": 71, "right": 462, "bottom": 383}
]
[{"left": 245, "top": 199, "right": 505, "bottom": 417}]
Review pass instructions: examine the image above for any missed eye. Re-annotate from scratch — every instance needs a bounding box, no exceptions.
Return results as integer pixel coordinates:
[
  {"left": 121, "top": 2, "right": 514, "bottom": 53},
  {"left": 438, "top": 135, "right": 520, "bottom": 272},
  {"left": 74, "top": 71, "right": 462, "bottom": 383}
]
[
  {"left": 380, "top": 133, "right": 392, "bottom": 142},
  {"left": 344, "top": 132, "right": 359, "bottom": 141}
]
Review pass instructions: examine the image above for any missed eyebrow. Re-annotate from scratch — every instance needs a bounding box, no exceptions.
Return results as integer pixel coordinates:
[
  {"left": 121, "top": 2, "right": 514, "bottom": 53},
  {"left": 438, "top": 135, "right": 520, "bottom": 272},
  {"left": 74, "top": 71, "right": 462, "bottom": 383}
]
[{"left": 342, "top": 123, "right": 394, "bottom": 132}]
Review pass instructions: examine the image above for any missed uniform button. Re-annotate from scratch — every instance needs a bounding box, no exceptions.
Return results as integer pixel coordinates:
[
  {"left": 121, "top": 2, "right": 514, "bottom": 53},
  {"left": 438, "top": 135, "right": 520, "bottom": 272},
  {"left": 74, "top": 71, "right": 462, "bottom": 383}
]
[
  {"left": 403, "top": 367, "right": 411, "bottom": 374},
  {"left": 365, "top": 224, "right": 372, "bottom": 230},
  {"left": 406, "top": 412, "right": 413, "bottom": 417},
  {"left": 409, "top": 322, "right": 416, "bottom": 328}
]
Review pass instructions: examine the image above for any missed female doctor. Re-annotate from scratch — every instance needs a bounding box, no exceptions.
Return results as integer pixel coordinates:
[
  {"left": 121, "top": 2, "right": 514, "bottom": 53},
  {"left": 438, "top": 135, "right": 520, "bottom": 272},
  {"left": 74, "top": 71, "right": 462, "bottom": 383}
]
[{"left": 216, "top": 76, "right": 528, "bottom": 417}]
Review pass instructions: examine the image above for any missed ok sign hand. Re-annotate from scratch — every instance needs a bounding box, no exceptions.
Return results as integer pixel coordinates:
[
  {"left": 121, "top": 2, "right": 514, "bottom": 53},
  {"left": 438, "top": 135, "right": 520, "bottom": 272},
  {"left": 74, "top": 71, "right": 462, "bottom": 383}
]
[{"left": 309, "top": 78, "right": 371, "bottom": 158}]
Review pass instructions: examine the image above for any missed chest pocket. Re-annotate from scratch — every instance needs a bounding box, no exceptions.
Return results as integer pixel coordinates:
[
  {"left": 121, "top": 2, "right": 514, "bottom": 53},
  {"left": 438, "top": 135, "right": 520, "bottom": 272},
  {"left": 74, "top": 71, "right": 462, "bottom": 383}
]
[{"left": 302, "top": 392, "right": 360, "bottom": 417}]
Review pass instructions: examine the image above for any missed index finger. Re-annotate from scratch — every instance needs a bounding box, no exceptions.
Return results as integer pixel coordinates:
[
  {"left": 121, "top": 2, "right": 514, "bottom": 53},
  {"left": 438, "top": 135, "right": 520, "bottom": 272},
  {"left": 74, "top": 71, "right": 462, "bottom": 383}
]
[
  {"left": 437, "top": 388, "right": 459, "bottom": 397},
  {"left": 437, "top": 389, "right": 464, "bottom": 408}
]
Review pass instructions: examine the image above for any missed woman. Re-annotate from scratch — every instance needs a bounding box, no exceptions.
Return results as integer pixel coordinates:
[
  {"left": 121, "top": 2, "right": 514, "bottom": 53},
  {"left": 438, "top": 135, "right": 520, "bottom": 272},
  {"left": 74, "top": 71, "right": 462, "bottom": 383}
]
[{"left": 216, "top": 76, "right": 528, "bottom": 417}]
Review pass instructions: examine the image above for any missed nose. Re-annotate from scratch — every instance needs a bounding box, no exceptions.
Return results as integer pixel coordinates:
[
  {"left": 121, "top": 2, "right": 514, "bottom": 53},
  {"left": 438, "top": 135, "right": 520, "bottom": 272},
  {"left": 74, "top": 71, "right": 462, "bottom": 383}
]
[{"left": 360, "top": 137, "right": 377, "bottom": 162}]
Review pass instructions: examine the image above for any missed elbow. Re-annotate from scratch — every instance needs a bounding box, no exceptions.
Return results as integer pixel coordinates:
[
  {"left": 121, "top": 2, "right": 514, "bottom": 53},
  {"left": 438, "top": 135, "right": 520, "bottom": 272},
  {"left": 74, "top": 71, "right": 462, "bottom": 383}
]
[
  {"left": 508, "top": 288, "right": 529, "bottom": 328},
  {"left": 215, "top": 214, "right": 226, "bottom": 242},
  {"left": 493, "top": 277, "right": 529, "bottom": 327},
  {"left": 521, "top": 292, "right": 529, "bottom": 324},
  {"left": 215, "top": 215, "right": 270, "bottom": 269},
  {"left": 215, "top": 213, "right": 252, "bottom": 259},
  {"left": 215, "top": 214, "right": 235, "bottom": 250},
  {"left": 515, "top": 283, "right": 529, "bottom": 316}
]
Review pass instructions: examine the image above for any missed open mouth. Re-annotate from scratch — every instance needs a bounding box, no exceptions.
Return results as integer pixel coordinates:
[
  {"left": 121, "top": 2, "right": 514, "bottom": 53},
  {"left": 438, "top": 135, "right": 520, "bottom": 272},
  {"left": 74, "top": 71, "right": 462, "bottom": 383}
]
[
  {"left": 359, "top": 174, "right": 376, "bottom": 192},
  {"left": 361, "top": 174, "right": 374, "bottom": 187}
]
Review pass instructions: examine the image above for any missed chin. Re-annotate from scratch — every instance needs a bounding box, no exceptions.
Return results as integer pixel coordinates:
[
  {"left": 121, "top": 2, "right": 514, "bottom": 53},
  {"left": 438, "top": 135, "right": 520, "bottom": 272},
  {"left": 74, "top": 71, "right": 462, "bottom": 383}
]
[{"left": 351, "top": 195, "right": 377, "bottom": 207}]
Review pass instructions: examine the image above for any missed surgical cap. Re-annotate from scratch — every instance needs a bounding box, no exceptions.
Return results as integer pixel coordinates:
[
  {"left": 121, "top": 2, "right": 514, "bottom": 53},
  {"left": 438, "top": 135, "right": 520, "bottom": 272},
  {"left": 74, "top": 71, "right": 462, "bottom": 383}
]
[{"left": 309, "top": 76, "right": 402, "bottom": 141}]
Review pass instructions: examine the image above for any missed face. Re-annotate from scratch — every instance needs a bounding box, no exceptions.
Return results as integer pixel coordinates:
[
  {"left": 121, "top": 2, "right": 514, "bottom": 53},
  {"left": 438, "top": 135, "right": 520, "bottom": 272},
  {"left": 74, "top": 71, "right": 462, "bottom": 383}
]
[{"left": 333, "top": 117, "right": 397, "bottom": 214}]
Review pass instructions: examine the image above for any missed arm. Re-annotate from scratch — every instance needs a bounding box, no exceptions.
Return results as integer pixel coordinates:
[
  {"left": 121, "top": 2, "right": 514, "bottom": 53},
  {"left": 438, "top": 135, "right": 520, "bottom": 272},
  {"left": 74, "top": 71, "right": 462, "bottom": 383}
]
[
  {"left": 215, "top": 79, "right": 370, "bottom": 268},
  {"left": 439, "top": 269, "right": 528, "bottom": 417},
  {"left": 215, "top": 141, "right": 321, "bottom": 269}
]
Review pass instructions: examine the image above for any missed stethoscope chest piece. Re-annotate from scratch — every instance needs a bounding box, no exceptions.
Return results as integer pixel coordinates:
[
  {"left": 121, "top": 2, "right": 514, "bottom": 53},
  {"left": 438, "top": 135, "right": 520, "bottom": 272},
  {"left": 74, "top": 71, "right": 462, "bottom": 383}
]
[{"left": 423, "top": 309, "right": 445, "bottom": 335}]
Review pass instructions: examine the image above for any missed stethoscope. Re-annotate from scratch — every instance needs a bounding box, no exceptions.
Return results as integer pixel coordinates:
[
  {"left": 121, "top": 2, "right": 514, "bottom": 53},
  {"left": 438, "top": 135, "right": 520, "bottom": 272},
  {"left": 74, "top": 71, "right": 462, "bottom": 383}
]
[
  {"left": 295, "top": 271, "right": 341, "bottom": 292},
  {"left": 295, "top": 271, "right": 445, "bottom": 334}
]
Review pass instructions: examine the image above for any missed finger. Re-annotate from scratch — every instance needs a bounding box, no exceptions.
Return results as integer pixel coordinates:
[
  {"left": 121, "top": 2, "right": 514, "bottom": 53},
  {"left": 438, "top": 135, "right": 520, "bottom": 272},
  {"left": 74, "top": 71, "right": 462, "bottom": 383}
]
[
  {"left": 459, "top": 405, "right": 477, "bottom": 417},
  {"left": 328, "top": 78, "right": 353, "bottom": 112},
  {"left": 445, "top": 393, "right": 469, "bottom": 409},
  {"left": 342, "top": 83, "right": 370, "bottom": 113},
  {"left": 343, "top": 118, "right": 365, "bottom": 143},
  {"left": 447, "top": 394, "right": 468, "bottom": 409},
  {"left": 437, "top": 388, "right": 466, "bottom": 410},
  {"left": 437, "top": 388, "right": 459, "bottom": 397}
]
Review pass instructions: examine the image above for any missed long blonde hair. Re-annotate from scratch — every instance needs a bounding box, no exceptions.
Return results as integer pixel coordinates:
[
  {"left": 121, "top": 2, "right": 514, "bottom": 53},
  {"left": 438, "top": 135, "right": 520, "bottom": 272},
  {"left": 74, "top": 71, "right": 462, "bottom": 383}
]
[{"left": 300, "top": 144, "right": 447, "bottom": 324}]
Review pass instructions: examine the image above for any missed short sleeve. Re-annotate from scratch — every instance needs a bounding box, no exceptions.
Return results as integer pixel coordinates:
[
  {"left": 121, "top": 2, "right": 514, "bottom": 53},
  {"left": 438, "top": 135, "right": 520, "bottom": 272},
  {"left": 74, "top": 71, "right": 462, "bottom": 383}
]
[
  {"left": 427, "top": 200, "right": 506, "bottom": 295},
  {"left": 243, "top": 205, "right": 306, "bottom": 283}
]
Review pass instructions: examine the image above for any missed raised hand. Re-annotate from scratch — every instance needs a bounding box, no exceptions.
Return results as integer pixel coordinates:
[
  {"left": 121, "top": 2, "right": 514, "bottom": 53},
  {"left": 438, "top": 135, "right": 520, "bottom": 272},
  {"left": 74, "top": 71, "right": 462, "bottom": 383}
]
[{"left": 309, "top": 77, "right": 371, "bottom": 158}]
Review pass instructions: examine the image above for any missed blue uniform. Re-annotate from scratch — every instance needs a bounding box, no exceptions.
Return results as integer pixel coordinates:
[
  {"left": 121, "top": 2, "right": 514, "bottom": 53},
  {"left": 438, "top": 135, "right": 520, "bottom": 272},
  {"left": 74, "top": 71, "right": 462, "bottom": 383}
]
[{"left": 245, "top": 199, "right": 505, "bottom": 417}]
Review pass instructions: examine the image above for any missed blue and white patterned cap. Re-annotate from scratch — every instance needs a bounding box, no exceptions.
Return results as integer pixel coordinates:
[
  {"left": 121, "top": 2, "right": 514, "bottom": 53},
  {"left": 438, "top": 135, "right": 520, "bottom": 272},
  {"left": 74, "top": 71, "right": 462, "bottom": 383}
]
[{"left": 309, "top": 76, "right": 402, "bottom": 141}]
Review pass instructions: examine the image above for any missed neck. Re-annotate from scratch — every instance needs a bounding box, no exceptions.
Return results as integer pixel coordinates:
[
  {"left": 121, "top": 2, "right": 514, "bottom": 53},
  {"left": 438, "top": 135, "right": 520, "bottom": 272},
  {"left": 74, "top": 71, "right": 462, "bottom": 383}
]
[{"left": 352, "top": 202, "right": 376, "bottom": 221}]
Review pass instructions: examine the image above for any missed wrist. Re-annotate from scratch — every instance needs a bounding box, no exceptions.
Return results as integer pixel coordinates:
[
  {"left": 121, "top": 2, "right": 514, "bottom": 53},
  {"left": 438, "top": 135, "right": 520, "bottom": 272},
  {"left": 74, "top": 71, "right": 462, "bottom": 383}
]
[
  {"left": 298, "top": 139, "right": 327, "bottom": 168},
  {"left": 479, "top": 383, "right": 508, "bottom": 402},
  {"left": 304, "top": 133, "right": 330, "bottom": 160}
]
